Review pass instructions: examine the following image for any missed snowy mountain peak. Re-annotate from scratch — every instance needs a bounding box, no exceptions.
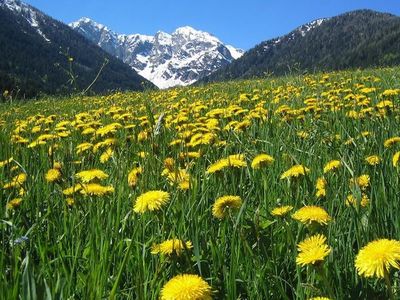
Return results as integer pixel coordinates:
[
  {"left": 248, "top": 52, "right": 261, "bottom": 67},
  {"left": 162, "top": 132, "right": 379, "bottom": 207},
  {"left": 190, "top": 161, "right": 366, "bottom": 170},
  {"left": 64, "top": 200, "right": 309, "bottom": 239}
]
[
  {"left": 1, "top": 0, "right": 50, "bottom": 42},
  {"left": 70, "top": 19, "right": 244, "bottom": 89}
]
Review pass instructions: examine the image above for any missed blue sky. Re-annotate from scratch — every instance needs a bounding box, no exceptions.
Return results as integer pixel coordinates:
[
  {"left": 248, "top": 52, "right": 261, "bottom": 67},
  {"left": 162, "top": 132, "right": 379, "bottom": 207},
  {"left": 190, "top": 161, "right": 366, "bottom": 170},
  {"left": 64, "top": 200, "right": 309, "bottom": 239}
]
[{"left": 24, "top": 0, "right": 400, "bottom": 49}]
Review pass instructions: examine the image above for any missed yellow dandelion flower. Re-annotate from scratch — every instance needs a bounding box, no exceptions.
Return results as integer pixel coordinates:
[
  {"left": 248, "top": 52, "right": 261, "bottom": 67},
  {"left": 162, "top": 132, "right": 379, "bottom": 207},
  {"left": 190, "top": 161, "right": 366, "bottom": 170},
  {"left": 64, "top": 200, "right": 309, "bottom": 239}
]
[
  {"left": 75, "top": 169, "right": 109, "bottom": 183},
  {"left": 308, "top": 297, "right": 331, "bottom": 300},
  {"left": 350, "top": 174, "right": 370, "bottom": 190},
  {"left": 206, "top": 158, "right": 229, "bottom": 174},
  {"left": 160, "top": 274, "right": 212, "bottom": 300},
  {"left": 165, "top": 169, "right": 190, "bottom": 190},
  {"left": 66, "top": 198, "right": 75, "bottom": 206},
  {"left": 206, "top": 154, "right": 246, "bottom": 174},
  {"left": 345, "top": 193, "right": 369, "bottom": 207},
  {"left": 323, "top": 160, "right": 341, "bottom": 174},
  {"left": 296, "top": 234, "right": 331, "bottom": 267},
  {"left": 100, "top": 147, "right": 113, "bottom": 163},
  {"left": 315, "top": 177, "right": 327, "bottom": 198},
  {"left": 76, "top": 142, "right": 93, "bottom": 154},
  {"left": 212, "top": 195, "right": 242, "bottom": 219},
  {"left": 6, "top": 198, "right": 23, "bottom": 210},
  {"left": 128, "top": 166, "right": 143, "bottom": 187},
  {"left": 164, "top": 157, "right": 176, "bottom": 171},
  {"left": 133, "top": 190, "right": 170, "bottom": 213},
  {"left": 151, "top": 239, "right": 193, "bottom": 256},
  {"left": 355, "top": 239, "right": 400, "bottom": 278},
  {"left": 3, "top": 173, "right": 27, "bottom": 189},
  {"left": 365, "top": 155, "right": 381, "bottom": 166},
  {"left": 271, "top": 205, "right": 293, "bottom": 217},
  {"left": 63, "top": 184, "right": 82, "bottom": 196},
  {"left": 393, "top": 151, "right": 400, "bottom": 167},
  {"left": 0, "top": 157, "right": 13, "bottom": 168},
  {"left": 280, "top": 164, "right": 310, "bottom": 179},
  {"left": 384, "top": 137, "right": 400, "bottom": 148},
  {"left": 292, "top": 206, "right": 331, "bottom": 225},
  {"left": 251, "top": 154, "right": 275, "bottom": 169},
  {"left": 80, "top": 183, "right": 114, "bottom": 196},
  {"left": 45, "top": 168, "right": 61, "bottom": 183}
]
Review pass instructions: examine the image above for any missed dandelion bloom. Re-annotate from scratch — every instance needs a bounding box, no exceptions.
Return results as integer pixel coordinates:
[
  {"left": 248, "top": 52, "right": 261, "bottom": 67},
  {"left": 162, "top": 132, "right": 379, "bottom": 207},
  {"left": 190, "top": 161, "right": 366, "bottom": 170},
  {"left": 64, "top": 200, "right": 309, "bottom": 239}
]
[
  {"left": 75, "top": 169, "right": 109, "bottom": 183},
  {"left": 308, "top": 297, "right": 331, "bottom": 300},
  {"left": 384, "top": 136, "right": 400, "bottom": 148},
  {"left": 271, "top": 205, "right": 293, "bottom": 217},
  {"left": 212, "top": 195, "right": 242, "bottom": 219},
  {"left": 45, "top": 168, "right": 61, "bottom": 183},
  {"left": 128, "top": 166, "right": 143, "bottom": 187},
  {"left": 292, "top": 206, "right": 331, "bottom": 225},
  {"left": 63, "top": 184, "right": 82, "bottom": 196},
  {"left": 0, "top": 157, "right": 13, "bottom": 168},
  {"left": 296, "top": 234, "right": 331, "bottom": 266},
  {"left": 3, "top": 173, "right": 27, "bottom": 189},
  {"left": 350, "top": 174, "right": 370, "bottom": 190},
  {"left": 345, "top": 194, "right": 369, "bottom": 207},
  {"left": 160, "top": 274, "right": 212, "bottom": 300},
  {"left": 100, "top": 147, "right": 113, "bottom": 163},
  {"left": 251, "top": 154, "right": 275, "bottom": 169},
  {"left": 355, "top": 239, "right": 400, "bottom": 278},
  {"left": 6, "top": 198, "right": 23, "bottom": 210},
  {"left": 80, "top": 183, "right": 114, "bottom": 196},
  {"left": 323, "top": 160, "right": 341, "bottom": 174},
  {"left": 280, "top": 165, "right": 310, "bottom": 180},
  {"left": 393, "top": 151, "right": 400, "bottom": 167},
  {"left": 206, "top": 154, "right": 246, "bottom": 174},
  {"left": 315, "top": 177, "right": 327, "bottom": 198},
  {"left": 151, "top": 239, "right": 193, "bottom": 256},
  {"left": 133, "top": 190, "right": 170, "bottom": 213},
  {"left": 165, "top": 169, "right": 190, "bottom": 190},
  {"left": 365, "top": 155, "right": 381, "bottom": 166}
]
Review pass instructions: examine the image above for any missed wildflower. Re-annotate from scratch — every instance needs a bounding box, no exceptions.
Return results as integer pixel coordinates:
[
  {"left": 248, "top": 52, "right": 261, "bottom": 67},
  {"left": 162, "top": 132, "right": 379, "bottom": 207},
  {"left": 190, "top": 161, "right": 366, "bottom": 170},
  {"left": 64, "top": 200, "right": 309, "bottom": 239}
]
[
  {"left": 165, "top": 168, "right": 190, "bottom": 190},
  {"left": 280, "top": 165, "right": 310, "bottom": 179},
  {"left": 292, "top": 206, "right": 331, "bottom": 225},
  {"left": 76, "top": 142, "right": 93, "bottom": 154},
  {"left": 251, "top": 154, "right": 274, "bottom": 169},
  {"left": 365, "top": 155, "right": 381, "bottom": 166},
  {"left": 345, "top": 194, "right": 369, "bottom": 207},
  {"left": 75, "top": 169, "right": 108, "bottom": 183},
  {"left": 100, "top": 147, "right": 113, "bottom": 163},
  {"left": 323, "top": 160, "right": 341, "bottom": 174},
  {"left": 384, "top": 137, "right": 400, "bottom": 148},
  {"left": 355, "top": 239, "right": 400, "bottom": 278},
  {"left": 393, "top": 151, "right": 400, "bottom": 167},
  {"left": 212, "top": 195, "right": 242, "bottom": 219},
  {"left": 350, "top": 174, "right": 370, "bottom": 190},
  {"left": 80, "top": 184, "right": 114, "bottom": 196},
  {"left": 296, "top": 234, "right": 331, "bottom": 266},
  {"left": 3, "top": 173, "right": 27, "bottom": 189},
  {"left": 45, "top": 168, "right": 61, "bottom": 183},
  {"left": 151, "top": 239, "right": 193, "bottom": 256},
  {"left": 164, "top": 157, "right": 176, "bottom": 171},
  {"left": 66, "top": 198, "right": 75, "bottom": 206},
  {"left": 316, "top": 177, "right": 327, "bottom": 198},
  {"left": 133, "top": 190, "right": 170, "bottom": 213},
  {"left": 6, "top": 198, "right": 23, "bottom": 210},
  {"left": 128, "top": 166, "right": 143, "bottom": 187},
  {"left": 0, "top": 157, "right": 13, "bottom": 168},
  {"left": 308, "top": 297, "right": 331, "bottom": 300},
  {"left": 206, "top": 154, "right": 246, "bottom": 174},
  {"left": 63, "top": 184, "right": 82, "bottom": 196},
  {"left": 271, "top": 205, "right": 293, "bottom": 217},
  {"left": 160, "top": 274, "right": 212, "bottom": 300}
]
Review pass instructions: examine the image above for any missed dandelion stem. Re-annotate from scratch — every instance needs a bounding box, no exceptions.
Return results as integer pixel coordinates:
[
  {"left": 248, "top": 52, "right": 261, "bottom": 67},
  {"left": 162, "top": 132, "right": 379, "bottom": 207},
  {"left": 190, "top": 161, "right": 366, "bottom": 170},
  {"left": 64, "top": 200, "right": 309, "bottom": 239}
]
[{"left": 384, "top": 269, "right": 394, "bottom": 300}]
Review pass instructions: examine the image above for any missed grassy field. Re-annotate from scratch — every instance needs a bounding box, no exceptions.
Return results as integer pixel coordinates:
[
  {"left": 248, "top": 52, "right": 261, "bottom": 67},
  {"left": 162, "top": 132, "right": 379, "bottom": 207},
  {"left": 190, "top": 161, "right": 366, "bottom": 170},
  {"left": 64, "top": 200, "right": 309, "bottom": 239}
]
[{"left": 0, "top": 68, "right": 400, "bottom": 299}]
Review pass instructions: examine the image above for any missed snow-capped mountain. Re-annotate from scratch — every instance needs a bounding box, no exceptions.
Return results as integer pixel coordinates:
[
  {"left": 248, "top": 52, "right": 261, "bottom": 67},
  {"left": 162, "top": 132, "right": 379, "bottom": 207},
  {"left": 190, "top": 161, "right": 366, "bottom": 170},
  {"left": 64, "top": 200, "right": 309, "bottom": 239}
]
[
  {"left": 0, "top": 0, "right": 152, "bottom": 97},
  {"left": 0, "top": 0, "right": 50, "bottom": 42},
  {"left": 70, "top": 18, "right": 244, "bottom": 88}
]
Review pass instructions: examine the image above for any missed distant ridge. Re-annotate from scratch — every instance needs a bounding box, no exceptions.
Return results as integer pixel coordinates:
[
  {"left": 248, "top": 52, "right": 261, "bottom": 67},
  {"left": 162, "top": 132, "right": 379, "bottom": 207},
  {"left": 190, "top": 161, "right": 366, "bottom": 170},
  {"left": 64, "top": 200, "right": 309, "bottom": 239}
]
[
  {"left": 199, "top": 10, "right": 400, "bottom": 83},
  {"left": 0, "top": 0, "right": 154, "bottom": 99}
]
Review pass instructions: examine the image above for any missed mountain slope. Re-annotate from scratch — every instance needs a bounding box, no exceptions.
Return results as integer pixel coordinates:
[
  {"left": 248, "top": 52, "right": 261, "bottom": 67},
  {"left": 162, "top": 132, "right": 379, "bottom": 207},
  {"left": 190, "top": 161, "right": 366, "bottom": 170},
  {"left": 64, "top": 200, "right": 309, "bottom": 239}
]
[
  {"left": 0, "top": 0, "right": 154, "bottom": 99},
  {"left": 199, "top": 10, "right": 400, "bottom": 83},
  {"left": 70, "top": 19, "right": 244, "bottom": 88}
]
